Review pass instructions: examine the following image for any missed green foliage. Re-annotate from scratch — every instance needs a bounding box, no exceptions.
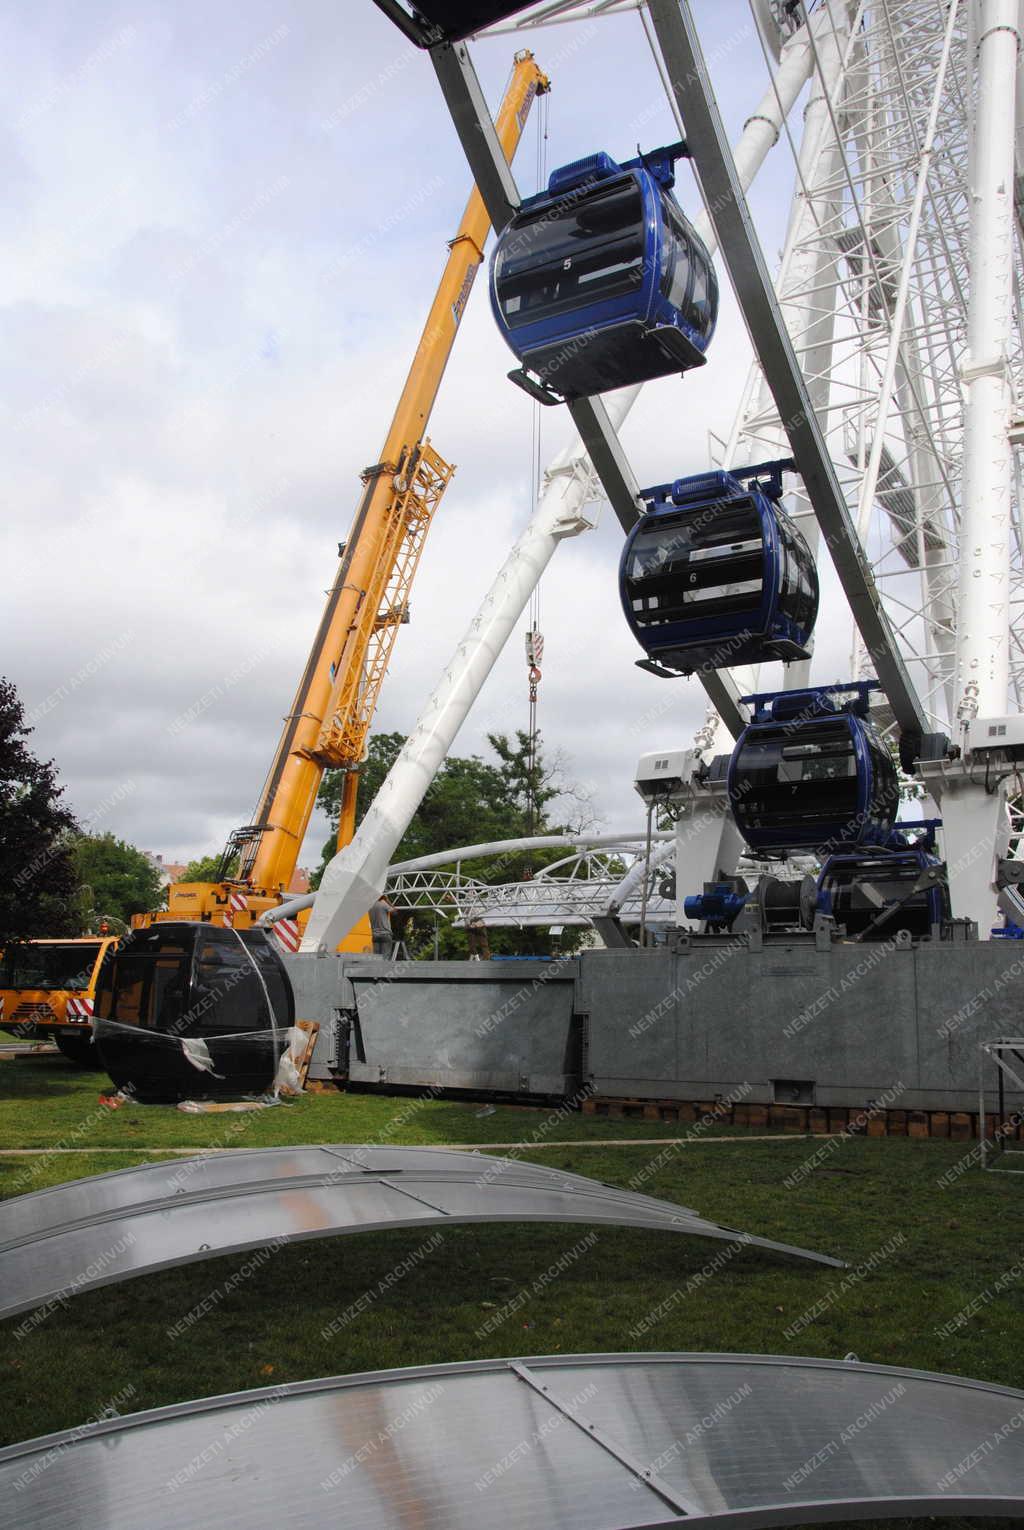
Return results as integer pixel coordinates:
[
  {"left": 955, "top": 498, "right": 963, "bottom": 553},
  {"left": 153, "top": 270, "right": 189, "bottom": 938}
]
[
  {"left": 488, "top": 727, "right": 560, "bottom": 829},
  {"left": 0, "top": 677, "right": 81, "bottom": 944},
  {"left": 180, "top": 853, "right": 239, "bottom": 884},
  {"left": 316, "top": 731, "right": 593, "bottom": 956},
  {"left": 73, "top": 833, "right": 164, "bottom": 928}
]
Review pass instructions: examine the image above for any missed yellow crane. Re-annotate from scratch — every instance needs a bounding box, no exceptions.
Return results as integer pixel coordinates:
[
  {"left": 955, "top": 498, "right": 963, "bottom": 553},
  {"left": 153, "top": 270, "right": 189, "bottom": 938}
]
[{"left": 142, "top": 51, "right": 549, "bottom": 945}]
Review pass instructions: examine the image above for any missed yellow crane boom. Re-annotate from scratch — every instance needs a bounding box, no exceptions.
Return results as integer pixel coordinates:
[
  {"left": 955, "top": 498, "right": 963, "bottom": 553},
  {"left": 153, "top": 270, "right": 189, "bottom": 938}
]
[{"left": 154, "top": 51, "right": 549, "bottom": 937}]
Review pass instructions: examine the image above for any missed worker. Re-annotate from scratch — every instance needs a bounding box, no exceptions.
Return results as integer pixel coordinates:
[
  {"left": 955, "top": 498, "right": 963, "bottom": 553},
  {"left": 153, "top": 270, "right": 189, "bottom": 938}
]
[
  {"left": 369, "top": 894, "right": 394, "bottom": 959},
  {"left": 466, "top": 913, "right": 490, "bottom": 962}
]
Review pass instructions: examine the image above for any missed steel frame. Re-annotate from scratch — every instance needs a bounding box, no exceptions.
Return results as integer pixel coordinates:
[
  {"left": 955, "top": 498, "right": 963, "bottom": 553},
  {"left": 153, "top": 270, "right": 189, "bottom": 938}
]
[
  {"left": 385, "top": 833, "right": 677, "bottom": 927},
  {"left": 647, "top": 0, "right": 926, "bottom": 740},
  {"left": 713, "top": 0, "right": 1024, "bottom": 742},
  {"left": 978, "top": 1037, "right": 1024, "bottom": 1173}
]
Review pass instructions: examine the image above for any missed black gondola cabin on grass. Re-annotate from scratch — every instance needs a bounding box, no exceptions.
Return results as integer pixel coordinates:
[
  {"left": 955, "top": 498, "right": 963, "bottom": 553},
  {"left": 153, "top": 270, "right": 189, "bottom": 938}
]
[
  {"left": 728, "top": 683, "right": 900, "bottom": 857},
  {"left": 620, "top": 459, "right": 818, "bottom": 676},
  {"left": 93, "top": 923, "right": 293, "bottom": 1103},
  {"left": 490, "top": 142, "right": 718, "bottom": 400}
]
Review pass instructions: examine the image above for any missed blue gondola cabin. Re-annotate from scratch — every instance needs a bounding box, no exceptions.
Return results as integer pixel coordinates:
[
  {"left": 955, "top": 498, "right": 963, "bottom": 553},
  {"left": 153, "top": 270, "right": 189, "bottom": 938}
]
[
  {"left": 728, "top": 683, "right": 900, "bottom": 856},
  {"left": 619, "top": 460, "right": 818, "bottom": 674},
  {"left": 491, "top": 144, "right": 718, "bottom": 399},
  {"left": 817, "top": 845, "right": 949, "bottom": 940}
]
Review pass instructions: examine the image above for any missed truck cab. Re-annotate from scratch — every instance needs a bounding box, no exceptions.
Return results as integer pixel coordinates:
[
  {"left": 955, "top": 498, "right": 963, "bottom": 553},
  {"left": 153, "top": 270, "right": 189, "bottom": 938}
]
[{"left": 0, "top": 937, "right": 118, "bottom": 1066}]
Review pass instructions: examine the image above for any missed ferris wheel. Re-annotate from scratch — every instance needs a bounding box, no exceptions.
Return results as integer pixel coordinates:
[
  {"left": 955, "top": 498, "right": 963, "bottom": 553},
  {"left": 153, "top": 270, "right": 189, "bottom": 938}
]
[
  {"left": 300, "top": 0, "right": 1024, "bottom": 952},
  {"left": 481, "top": 0, "right": 1023, "bottom": 728}
]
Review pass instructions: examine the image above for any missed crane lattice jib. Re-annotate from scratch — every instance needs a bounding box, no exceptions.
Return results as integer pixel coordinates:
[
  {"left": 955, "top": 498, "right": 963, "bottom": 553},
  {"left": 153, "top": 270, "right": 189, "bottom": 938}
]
[
  {"left": 312, "top": 443, "right": 455, "bottom": 764},
  {"left": 241, "top": 50, "right": 549, "bottom": 897}
]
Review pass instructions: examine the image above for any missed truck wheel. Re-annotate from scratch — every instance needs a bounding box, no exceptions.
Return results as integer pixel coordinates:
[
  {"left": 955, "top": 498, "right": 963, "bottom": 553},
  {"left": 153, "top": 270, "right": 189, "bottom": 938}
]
[{"left": 55, "top": 1032, "right": 100, "bottom": 1069}]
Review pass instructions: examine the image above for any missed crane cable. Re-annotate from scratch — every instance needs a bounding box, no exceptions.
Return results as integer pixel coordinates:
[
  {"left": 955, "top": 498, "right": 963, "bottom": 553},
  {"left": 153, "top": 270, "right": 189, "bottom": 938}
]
[{"left": 525, "top": 88, "right": 549, "bottom": 837}]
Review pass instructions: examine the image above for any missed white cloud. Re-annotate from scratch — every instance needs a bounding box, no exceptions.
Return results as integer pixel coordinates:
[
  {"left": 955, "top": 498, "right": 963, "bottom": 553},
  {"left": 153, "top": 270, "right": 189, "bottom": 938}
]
[{"left": 3, "top": 1, "right": 812, "bottom": 867}]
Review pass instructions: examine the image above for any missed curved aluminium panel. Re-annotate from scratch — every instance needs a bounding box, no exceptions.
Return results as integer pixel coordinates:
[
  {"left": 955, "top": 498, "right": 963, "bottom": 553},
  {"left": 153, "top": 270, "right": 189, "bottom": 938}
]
[
  {"left": 0, "top": 1145, "right": 842, "bottom": 1321},
  {"left": 1, "top": 1353, "right": 1021, "bottom": 1529}
]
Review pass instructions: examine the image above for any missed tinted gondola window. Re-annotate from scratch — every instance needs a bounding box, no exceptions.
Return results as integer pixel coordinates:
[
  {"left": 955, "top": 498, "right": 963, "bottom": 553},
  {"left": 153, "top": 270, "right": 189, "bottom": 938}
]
[
  {"left": 661, "top": 198, "right": 715, "bottom": 340},
  {"left": 777, "top": 520, "right": 818, "bottom": 631},
  {"left": 239, "top": 932, "right": 293, "bottom": 1028},
  {"left": 94, "top": 940, "right": 190, "bottom": 1032},
  {"left": 688, "top": 254, "right": 715, "bottom": 334},
  {"left": 151, "top": 955, "right": 189, "bottom": 1032},
  {"left": 737, "top": 723, "right": 860, "bottom": 833},
  {"left": 494, "top": 176, "right": 645, "bottom": 327},
  {"left": 865, "top": 730, "right": 900, "bottom": 824},
  {"left": 194, "top": 939, "right": 268, "bottom": 1035},
  {"left": 624, "top": 502, "right": 765, "bottom": 626},
  {"left": 661, "top": 202, "right": 693, "bottom": 313}
]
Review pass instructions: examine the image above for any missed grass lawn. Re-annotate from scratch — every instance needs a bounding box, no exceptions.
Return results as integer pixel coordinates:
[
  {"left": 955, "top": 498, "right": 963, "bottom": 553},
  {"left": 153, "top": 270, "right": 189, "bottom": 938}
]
[
  {"left": 0, "top": 1054, "right": 747, "bottom": 1152},
  {"left": 0, "top": 1055, "right": 1022, "bottom": 1529}
]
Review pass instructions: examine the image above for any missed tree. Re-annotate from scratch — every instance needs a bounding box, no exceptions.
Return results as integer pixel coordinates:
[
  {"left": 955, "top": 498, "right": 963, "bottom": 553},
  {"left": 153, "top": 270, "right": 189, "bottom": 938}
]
[
  {"left": 315, "top": 730, "right": 595, "bottom": 956},
  {"left": 180, "top": 853, "right": 239, "bottom": 883},
  {"left": 0, "top": 677, "right": 81, "bottom": 945},
  {"left": 73, "top": 833, "right": 164, "bottom": 928}
]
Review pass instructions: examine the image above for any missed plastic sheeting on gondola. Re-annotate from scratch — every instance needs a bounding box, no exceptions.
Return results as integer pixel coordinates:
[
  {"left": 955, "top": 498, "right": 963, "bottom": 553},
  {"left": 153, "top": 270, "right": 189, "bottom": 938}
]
[
  {"left": 179, "top": 1035, "right": 220, "bottom": 1075},
  {"left": 91, "top": 1018, "right": 306, "bottom": 1109},
  {"left": 178, "top": 1027, "right": 310, "bottom": 1111},
  {"left": 90, "top": 922, "right": 295, "bottom": 1102}
]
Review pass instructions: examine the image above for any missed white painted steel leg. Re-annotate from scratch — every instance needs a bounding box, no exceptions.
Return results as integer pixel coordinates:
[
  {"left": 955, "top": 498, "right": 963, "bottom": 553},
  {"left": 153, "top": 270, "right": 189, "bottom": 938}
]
[
  {"left": 938, "top": 0, "right": 1020, "bottom": 937},
  {"left": 301, "top": 420, "right": 607, "bottom": 953},
  {"left": 955, "top": 0, "right": 1019, "bottom": 725},
  {"left": 674, "top": 803, "right": 746, "bottom": 926},
  {"left": 936, "top": 776, "right": 1009, "bottom": 933}
]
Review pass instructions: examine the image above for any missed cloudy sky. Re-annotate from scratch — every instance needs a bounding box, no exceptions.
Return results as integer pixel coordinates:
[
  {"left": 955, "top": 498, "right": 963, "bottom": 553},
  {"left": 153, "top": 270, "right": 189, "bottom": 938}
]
[{"left": 2, "top": 1, "right": 817, "bottom": 868}]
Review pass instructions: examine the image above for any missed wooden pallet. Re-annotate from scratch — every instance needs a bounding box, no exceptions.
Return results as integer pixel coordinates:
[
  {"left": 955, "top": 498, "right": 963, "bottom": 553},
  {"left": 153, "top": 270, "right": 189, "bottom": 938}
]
[
  {"left": 291, "top": 1021, "right": 320, "bottom": 1093},
  {"left": 580, "top": 1095, "right": 1021, "bottom": 1139}
]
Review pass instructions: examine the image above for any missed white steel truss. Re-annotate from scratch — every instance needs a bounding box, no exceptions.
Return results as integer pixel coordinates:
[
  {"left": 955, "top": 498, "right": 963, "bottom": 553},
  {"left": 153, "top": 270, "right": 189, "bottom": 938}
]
[
  {"left": 721, "top": 0, "right": 1024, "bottom": 734},
  {"left": 386, "top": 841, "right": 675, "bottom": 927}
]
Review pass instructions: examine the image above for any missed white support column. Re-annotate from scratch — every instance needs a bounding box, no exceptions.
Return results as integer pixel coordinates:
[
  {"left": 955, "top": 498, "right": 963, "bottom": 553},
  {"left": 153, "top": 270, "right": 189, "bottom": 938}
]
[
  {"left": 749, "top": 3, "right": 850, "bottom": 695},
  {"left": 674, "top": 803, "right": 746, "bottom": 926},
  {"left": 722, "top": 1, "right": 851, "bottom": 473},
  {"left": 300, "top": 418, "right": 607, "bottom": 954},
  {"left": 932, "top": 769, "right": 1009, "bottom": 935},
  {"left": 942, "top": 0, "right": 1020, "bottom": 934},
  {"left": 955, "top": 0, "right": 1018, "bottom": 723}
]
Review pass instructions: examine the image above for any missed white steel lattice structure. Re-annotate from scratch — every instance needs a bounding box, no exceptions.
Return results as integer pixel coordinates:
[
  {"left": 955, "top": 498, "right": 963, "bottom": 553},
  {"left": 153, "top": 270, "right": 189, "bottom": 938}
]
[
  {"left": 386, "top": 837, "right": 675, "bottom": 928},
  {"left": 302, "top": 0, "right": 1023, "bottom": 949},
  {"left": 717, "top": 0, "right": 1024, "bottom": 738}
]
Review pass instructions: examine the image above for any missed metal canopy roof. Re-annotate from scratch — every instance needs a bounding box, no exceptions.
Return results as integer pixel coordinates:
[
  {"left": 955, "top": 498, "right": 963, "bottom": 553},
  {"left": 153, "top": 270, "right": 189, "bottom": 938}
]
[
  {"left": 0, "top": 1145, "right": 842, "bottom": 1321},
  {"left": 1, "top": 1352, "right": 1021, "bottom": 1529}
]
